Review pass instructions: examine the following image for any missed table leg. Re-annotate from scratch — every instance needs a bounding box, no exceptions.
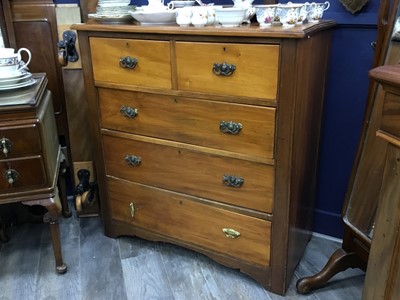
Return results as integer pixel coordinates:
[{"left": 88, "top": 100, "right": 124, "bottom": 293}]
[{"left": 22, "top": 190, "right": 67, "bottom": 274}]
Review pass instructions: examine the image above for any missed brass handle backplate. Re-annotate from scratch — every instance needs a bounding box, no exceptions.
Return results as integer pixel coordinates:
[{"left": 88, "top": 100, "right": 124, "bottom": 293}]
[
  {"left": 0, "top": 137, "right": 13, "bottom": 157},
  {"left": 220, "top": 121, "right": 243, "bottom": 135},
  {"left": 3, "top": 168, "right": 19, "bottom": 186},
  {"left": 120, "top": 106, "right": 138, "bottom": 119},
  {"left": 222, "top": 174, "right": 244, "bottom": 188},
  {"left": 222, "top": 228, "right": 241, "bottom": 239},
  {"left": 125, "top": 155, "right": 142, "bottom": 166},
  {"left": 120, "top": 56, "right": 138, "bottom": 69},
  {"left": 212, "top": 62, "right": 236, "bottom": 76},
  {"left": 130, "top": 202, "right": 135, "bottom": 219}
]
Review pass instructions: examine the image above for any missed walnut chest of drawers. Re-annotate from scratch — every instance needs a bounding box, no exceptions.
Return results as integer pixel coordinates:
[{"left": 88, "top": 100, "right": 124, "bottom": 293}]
[{"left": 73, "top": 22, "right": 335, "bottom": 295}]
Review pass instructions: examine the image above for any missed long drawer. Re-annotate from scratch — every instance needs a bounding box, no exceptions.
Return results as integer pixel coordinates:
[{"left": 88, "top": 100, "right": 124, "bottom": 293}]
[
  {"left": 99, "top": 88, "right": 276, "bottom": 160},
  {"left": 108, "top": 176, "right": 271, "bottom": 266},
  {"left": 175, "top": 42, "right": 279, "bottom": 99},
  {"left": 90, "top": 37, "right": 172, "bottom": 89},
  {"left": 102, "top": 133, "right": 274, "bottom": 213}
]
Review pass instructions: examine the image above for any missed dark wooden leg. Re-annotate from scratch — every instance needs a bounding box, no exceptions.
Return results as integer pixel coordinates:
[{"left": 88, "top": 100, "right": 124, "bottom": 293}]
[
  {"left": 296, "top": 247, "right": 365, "bottom": 294},
  {"left": 58, "top": 150, "right": 72, "bottom": 218},
  {"left": 23, "top": 192, "right": 67, "bottom": 274}
]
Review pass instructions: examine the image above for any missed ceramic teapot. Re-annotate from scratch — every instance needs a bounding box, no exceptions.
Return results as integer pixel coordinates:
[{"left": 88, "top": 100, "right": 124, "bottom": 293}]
[{"left": 232, "top": 0, "right": 255, "bottom": 23}]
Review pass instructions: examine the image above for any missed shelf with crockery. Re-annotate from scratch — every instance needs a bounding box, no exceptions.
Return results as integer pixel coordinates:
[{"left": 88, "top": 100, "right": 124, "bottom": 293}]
[
  {"left": 86, "top": 0, "right": 331, "bottom": 28},
  {"left": 0, "top": 47, "right": 36, "bottom": 92}
]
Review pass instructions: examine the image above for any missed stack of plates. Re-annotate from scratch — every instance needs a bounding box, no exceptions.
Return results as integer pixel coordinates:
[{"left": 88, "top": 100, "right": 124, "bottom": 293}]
[
  {"left": 88, "top": 0, "right": 136, "bottom": 23},
  {"left": 0, "top": 71, "right": 36, "bottom": 91}
]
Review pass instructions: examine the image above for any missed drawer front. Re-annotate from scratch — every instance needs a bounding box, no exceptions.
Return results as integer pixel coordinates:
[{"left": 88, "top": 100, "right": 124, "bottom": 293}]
[
  {"left": 99, "top": 88, "right": 276, "bottom": 160},
  {"left": 0, "top": 157, "right": 46, "bottom": 192},
  {"left": 0, "top": 124, "right": 41, "bottom": 158},
  {"left": 108, "top": 177, "right": 271, "bottom": 266},
  {"left": 381, "top": 92, "right": 400, "bottom": 140},
  {"left": 90, "top": 37, "right": 172, "bottom": 89},
  {"left": 176, "top": 42, "right": 279, "bottom": 99},
  {"left": 103, "top": 134, "right": 274, "bottom": 213}
]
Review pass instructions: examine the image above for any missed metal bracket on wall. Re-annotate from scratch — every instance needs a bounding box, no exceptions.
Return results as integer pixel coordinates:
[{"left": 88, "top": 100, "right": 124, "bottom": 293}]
[{"left": 57, "top": 30, "right": 79, "bottom": 66}]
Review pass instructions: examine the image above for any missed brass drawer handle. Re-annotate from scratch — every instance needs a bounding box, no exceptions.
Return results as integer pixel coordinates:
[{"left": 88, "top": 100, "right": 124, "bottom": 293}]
[
  {"left": 212, "top": 62, "right": 236, "bottom": 76},
  {"left": 220, "top": 121, "right": 243, "bottom": 135},
  {"left": 3, "top": 168, "right": 19, "bottom": 185},
  {"left": 0, "top": 137, "right": 13, "bottom": 157},
  {"left": 222, "top": 174, "right": 244, "bottom": 188},
  {"left": 222, "top": 228, "right": 241, "bottom": 239},
  {"left": 125, "top": 155, "right": 142, "bottom": 166},
  {"left": 130, "top": 202, "right": 135, "bottom": 219},
  {"left": 120, "top": 56, "right": 138, "bottom": 69},
  {"left": 120, "top": 106, "right": 138, "bottom": 119}
]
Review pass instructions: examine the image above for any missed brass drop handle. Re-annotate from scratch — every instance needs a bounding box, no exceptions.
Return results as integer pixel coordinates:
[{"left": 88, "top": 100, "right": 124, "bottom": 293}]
[
  {"left": 120, "top": 106, "right": 138, "bottom": 119},
  {"left": 130, "top": 202, "right": 135, "bottom": 219},
  {"left": 125, "top": 155, "right": 142, "bottom": 166},
  {"left": 0, "top": 137, "right": 13, "bottom": 156},
  {"left": 3, "top": 168, "right": 19, "bottom": 185},
  {"left": 220, "top": 121, "right": 243, "bottom": 135},
  {"left": 212, "top": 62, "right": 236, "bottom": 76},
  {"left": 222, "top": 228, "right": 241, "bottom": 239},
  {"left": 120, "top": 56, "right": 138, "bottom": 69},
  {"left": 222, "top": 174, "right": 244, "bottom": 188}
]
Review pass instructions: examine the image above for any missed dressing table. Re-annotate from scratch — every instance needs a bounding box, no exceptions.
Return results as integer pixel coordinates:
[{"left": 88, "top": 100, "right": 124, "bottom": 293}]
[{"left": 0, "top": 73, "right": 67, "bottom": 274}]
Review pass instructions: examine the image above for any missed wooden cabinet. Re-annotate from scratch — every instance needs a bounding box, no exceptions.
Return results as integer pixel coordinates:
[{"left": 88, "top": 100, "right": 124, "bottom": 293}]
[
  {"left": 0, "top": 74, "right": 66, "bottom": 273},
  {"left": 73, "top": 22, "right": 335, "bottom": 295},
  {"left": 362, "top": 64, "right": 400, "bottom": 300}
]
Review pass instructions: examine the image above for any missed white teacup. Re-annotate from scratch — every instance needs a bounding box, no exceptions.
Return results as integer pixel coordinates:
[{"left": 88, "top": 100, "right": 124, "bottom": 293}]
[
  {"left": 176, "top": 7, "right": 192, "bottom": 27},
  {"left": 0, "top": 47, "right": 31, "bottom": 76},
  {"left": 307, "top": 1, "right": 330, "bottom": 23},
  {"left": 190, "top": 7, "right": 208, "bottom": 27}
]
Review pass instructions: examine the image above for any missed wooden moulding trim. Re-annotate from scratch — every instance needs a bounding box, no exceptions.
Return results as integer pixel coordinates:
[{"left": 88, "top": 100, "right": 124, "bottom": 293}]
[{"left": 377, "top": 130, "right": 400, "bottom": 148}]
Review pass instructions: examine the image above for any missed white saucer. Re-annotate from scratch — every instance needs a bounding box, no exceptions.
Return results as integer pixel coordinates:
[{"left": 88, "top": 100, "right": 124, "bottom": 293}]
[
  {"left": 0, "top": 70, "right": 28, "bottom": 79},
  {"left": 0, "top": 72, "right": 32, "bottom": 87},
  {"left": 0, "top": 78, "right": 37, "bottom": 91}
]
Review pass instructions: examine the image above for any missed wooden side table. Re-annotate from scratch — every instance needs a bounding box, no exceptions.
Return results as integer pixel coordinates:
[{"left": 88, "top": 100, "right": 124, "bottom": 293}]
[
  {"left": 0, "top": 73, "right": 67, "bottom": 274},
  {"left": 362, "top": 64, "right": 400, "bottom": 300}
]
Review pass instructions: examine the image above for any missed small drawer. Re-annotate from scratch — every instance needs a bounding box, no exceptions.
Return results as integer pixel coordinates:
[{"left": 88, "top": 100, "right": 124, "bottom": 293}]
[
  {"left": 90, "top": 37, "right": 172, "bottom": 89},
  {"left": 0, "top": 156, "right": 46, "bottom": 192},
  {"left": 175, "top": 42, "right": 279, "bottom": 99},
  {"left": 380, "top": 92, "right": 400, "bottom": 141},
  {"left": 0, "top": 124, "right": 41, "bottom": 158},
  {"left": 108, "top": 177, "right": 271, "bottom": 266},
  {"left": 103, "top": 134, "right": 274, "bottom": 213},
  {"left": 99, "top": 88, "right": 276, "bottom": 160}
]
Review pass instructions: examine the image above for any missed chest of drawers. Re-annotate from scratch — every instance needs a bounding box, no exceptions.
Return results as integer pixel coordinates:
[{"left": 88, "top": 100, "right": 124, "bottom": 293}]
[{"left": 74, "top": 22, "right": 335, "bottom": 295}]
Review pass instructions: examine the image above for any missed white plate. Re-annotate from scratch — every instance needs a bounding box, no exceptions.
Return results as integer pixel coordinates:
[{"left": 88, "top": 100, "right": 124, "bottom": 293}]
[
  {"left": 0, "top": 78, "right": 37, "bottom": 91},
  {"left": 0, "top": 71, "right": 27, "bottom": 79},
  {"left": 88, "top": 13, "right": 133, "bottom": 24},
  {"left": 0, "top": 72, "right": 32, "bottom": 86},
  {"left": 129, "top": 10, "right": 176, "bottom": 25}
]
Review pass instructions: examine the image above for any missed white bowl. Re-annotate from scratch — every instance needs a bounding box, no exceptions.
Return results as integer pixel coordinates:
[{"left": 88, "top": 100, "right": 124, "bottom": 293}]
[
  {"left": 129, "top": 9, "right": 176, "bottom": 25},
  {"left": 215, "top": 7, "right": 247, "bottom": 27}
]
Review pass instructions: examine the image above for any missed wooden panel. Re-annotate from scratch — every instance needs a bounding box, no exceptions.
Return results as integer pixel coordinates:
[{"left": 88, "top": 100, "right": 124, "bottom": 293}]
[
  {"left": 99, "top": 88, "right": 276, "bottom": 160},
  {"left": 90, "top": 37, "right": 172, "bottom": 89},
  {"left": 0, "top": 156, "right": 46, "bottom": 192},
  {"left": 102, "top": 133, "right": 274, "bottom": 213},
  {"left": 108, "top": 177, "right": 271, "bottom": 266},
  {"left": 0, "top": 124, "right": 41, "bottom": 158},
  {"left": 175, "top": 42, "right": 279, "bottom": 100},
  {"left": 363, "top": 145, "right": 400, "bottom": 300},
  {"left": 380, "top": 91, "right": 400, "bottom": 140}
]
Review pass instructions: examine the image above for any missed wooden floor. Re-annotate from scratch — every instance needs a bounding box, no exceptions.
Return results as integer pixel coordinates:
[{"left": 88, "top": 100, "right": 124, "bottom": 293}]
[{"left": 0, "top": 205, "right": 365, "bottom": 300}]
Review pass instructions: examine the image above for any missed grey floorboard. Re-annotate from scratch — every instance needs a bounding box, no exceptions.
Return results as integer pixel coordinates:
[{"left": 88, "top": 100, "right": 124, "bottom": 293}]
[{"left": 0, "top": 207, "right": 365, "bottom": 300}]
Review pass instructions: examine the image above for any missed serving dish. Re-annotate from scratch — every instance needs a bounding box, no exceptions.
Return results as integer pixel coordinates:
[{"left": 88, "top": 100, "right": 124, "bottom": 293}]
[{"left": 129, "top": 9, "right": 176, "bottom": 25}]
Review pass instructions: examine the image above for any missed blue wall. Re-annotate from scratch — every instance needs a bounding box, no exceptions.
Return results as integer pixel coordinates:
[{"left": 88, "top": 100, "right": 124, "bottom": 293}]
[{"left": 57, "top": 0, "right": 379, "bottom": 238}]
